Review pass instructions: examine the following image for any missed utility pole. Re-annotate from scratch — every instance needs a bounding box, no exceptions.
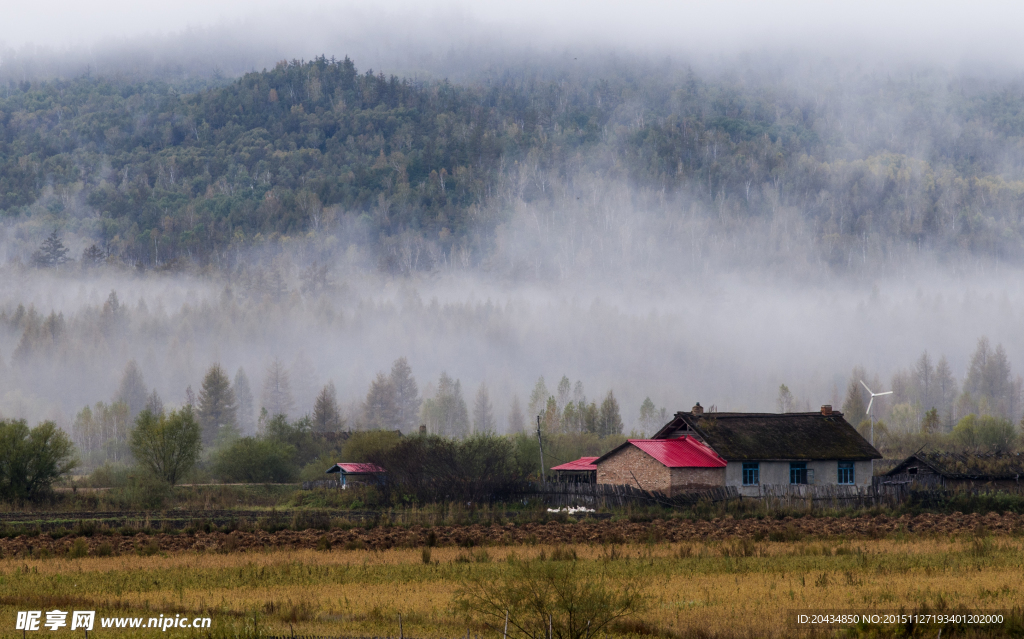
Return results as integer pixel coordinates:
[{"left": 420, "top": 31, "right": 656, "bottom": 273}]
[{"left": 536, "top": 415, "right": 545, "bottom": 486}]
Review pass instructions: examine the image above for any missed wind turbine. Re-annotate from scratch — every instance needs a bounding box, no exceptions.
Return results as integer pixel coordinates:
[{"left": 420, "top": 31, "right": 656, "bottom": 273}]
[{"left": 860, "top": 380, "right": 892, "bottom": 447}]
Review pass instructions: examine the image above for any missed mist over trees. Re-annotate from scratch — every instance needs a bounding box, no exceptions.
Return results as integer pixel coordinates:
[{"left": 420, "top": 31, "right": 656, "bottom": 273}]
[
  {"left": 6, "top": 55, "right": 1024, "bottom": 279},
  {"left": 1, "top": 48, "right": 1024, "bottom": 473}
]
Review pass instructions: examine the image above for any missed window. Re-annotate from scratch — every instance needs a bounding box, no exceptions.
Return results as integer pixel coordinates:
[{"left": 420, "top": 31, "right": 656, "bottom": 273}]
[
  {"left": 838, "top": 462, "right": 855, "bottom": 485},
  {"left": 742, "top": 462, "right": 759, "bottom": 486},
  {"left": 789, "top": 462, "right": 808, "bottom": 485}
]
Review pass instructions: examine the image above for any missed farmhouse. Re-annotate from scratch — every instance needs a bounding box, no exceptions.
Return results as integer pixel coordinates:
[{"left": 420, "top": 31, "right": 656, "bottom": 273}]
[
  {"left": 885, "top": 452, "right": 1024, "bottom": 489},
  {"left": 551, "top": 456, "right": 599, "bottom": 483},
  {"left": 594, "top": 437, "right": 727, "bottom": 496},
  {"left": 648, "top": 403, "right": 881, "bottom": 496},
  {"left": 325, "top": 462, "right": 386, "bottom": 487}
]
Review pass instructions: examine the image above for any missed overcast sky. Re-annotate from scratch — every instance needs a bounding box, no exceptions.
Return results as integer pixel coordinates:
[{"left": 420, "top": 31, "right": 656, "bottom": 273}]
[{"left": 3, "top": 1, "right": 1024, "bottom": 72}]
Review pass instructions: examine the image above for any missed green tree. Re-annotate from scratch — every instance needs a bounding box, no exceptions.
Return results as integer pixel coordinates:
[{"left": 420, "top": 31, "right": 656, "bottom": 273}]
[
  {"left": 598, "top": 391, "right": 623, "bottom": 437},
  {"left": 528, "top": 376, "right": 549, "bottom": 421},
  {"left": 507, "top": 395, "right": 526, "bottom": 434},
  {"left": 777, "top": 384, "right": 795, "bottom": 413},
  {"left": 842, "top": 368, "right": 868, "bottom": 427},
  {"left": 920, "top": 408, "right": 941, "bottom": 434},
  {"left": 128, "top": 408, "right": 201, "bottom": 486},
  {"left": 0, "top": 420, "right": 77, "bottom": 501},
  {"left": 233, "top": 367, "right": 256, "bottom": 434},
  {"left": 473, "top": 383, "right": 496, "bottom": 433},
  {"left": 953, "top": 414, "right": 1017, "bottom": 452},
  {"left": 197, "top": 364, "right": 238, "bottom": 447},
  {"left": 261, "top": 358, "right": 295, "bottom": 418},
  {"left": 543, "top": 396, "right": 560, "bottom": 434},
  {"left": 638, "top": 397, "right": 657, "bottom": 434},
  {"left": 556, "top": 375, "right": 572, "bottom": 411},
  {"left": 312, "top": 382, "right": 343, "bottom": 432},
  {"left": 81, "top": 244, "right": 105, "bottom": 267},
  {"left": 364, "top": 372, "right": 398, "bottom": 430},
  {"left": 116, "top": 360, "right": 148, "bottom": 421},
  {"left": 32, "top": 229, "right": 70, "bottom": 268},
  {"left": 422, "top": 372, "right": 469, "bottom": 438},
  {"left": 389, "top": 357, "right": 421, "bottom": 433}
]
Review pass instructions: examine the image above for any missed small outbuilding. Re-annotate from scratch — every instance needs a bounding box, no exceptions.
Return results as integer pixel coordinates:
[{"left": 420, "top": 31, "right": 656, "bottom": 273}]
[
  {"left": 885, "top": 452, "right": 1024, "bottom": 489},
  {"left": 551, "top": 457, "right": 599, "bottom": 483},
  {"left": 325, "top": 462, "right": 386, "bottom": 488},
  {"left": 594, "top": 437, "right": 727, "bottom": 496}
]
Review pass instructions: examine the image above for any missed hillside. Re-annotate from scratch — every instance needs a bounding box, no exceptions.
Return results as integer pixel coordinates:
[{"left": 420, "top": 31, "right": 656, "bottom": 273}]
[{"left": 3, "top": 57, "right": 1024, "bottom": 272}]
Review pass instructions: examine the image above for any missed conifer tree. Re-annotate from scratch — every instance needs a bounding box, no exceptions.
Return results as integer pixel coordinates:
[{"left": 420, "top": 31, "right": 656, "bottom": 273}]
[
  {"left": 364, "top": 372, "right": 398, "bottom": 430},
  {"left": 389, "top": 357, "right": 421, "bottom": 433},
  {"left": 598, "top": 391, "right": 623, "bottom": 437},
  {"left": 233, "top": 368, "right": 256, "bottom": 434},
  {"left": 527, "top": 376, "right": 549, "bottom": 421},
  {"left": 313, "top": 382, "right": 343, "bottom": 432},
  {"left": 116, "top": 360, "right": 148, "bottom": 421},
  {"left": 261, "top": 358, "right": 294, "bottom": 418},
  {"left": 507, "top": 395, "right": 526, "bottom": 434},
  {"left": 197, "top": 364, "right": 237, "bottom": 447},
  {"left": 473, "top": 383, "right": 496, "bottom": 433},
  {"left": 32, "top": 229, "right": 70, "bottom": 268}
]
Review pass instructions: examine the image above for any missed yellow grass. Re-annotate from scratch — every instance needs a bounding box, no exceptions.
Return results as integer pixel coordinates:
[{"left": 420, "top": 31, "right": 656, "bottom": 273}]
[{"left": 1, "top": 534, "right": 1021, "bottom": 637}]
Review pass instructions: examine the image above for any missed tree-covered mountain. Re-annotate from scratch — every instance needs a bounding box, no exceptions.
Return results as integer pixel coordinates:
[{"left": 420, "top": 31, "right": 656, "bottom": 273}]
[{"left": 3, "top": 56, "right": 1024, "bottom": 271}]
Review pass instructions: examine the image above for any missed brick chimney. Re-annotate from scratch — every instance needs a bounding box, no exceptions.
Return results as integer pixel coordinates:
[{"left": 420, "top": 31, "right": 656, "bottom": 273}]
[
  {"left": 820, "top": 405, "right": 832, "bottom": 416},
  {"left": 692, "top": 402, "right": 703, "bottom": 415}
]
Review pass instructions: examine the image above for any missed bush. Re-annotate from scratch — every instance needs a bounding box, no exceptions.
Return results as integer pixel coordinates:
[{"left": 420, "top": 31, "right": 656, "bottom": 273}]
[
  {"left": 367, "top": 433, "right": 527, "bottom": 504},
  {"left": 82, "top": 463, "right": 132, "bottom": 488},
  {"left": 0, "top": 419, "right": 77, "bottom": 501},
  {"left": 457, "top": 559, "right": 648, "bottom": 639},
  {"left": 953, "top": 414, "right": 1018, "bottom": 452},
  {"left": 212, "top": 437, "right": 296, "bottom": 483},
  {"left": 68, "top": 538, "right": 89, "bottom": 559}
]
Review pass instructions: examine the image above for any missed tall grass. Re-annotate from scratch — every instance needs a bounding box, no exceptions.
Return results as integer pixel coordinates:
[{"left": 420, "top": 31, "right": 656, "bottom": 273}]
[{"left": 0, "top": 535, "right": 1021, "bottom": 638}]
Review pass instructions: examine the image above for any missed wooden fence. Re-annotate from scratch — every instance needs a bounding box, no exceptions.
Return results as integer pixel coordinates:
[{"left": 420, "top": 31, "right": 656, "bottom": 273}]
[
  {"left": 303, "top": 479, "right": 341, "bottom": 490},
  {"left": 302, "top": 473, "right": 1024, "bottom": 511},
  {"left": 515, "top": 481, "right": 739, "bottom": 509}
]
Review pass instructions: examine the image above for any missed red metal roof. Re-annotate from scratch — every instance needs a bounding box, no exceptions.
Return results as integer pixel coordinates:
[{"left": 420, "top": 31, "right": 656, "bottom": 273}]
[
  {"left": 326, "top": 463, "right": 386, "bottom": 474},
  {"left": 624, "top": 438, "right": 726, "bottom": 468},
  {"left": 551, "top": 456, "right": 599, "bottom": 471}
]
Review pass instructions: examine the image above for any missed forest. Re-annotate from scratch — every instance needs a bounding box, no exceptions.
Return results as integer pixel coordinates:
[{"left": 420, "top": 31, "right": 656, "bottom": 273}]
[
  {"left": 2, "top": 53, "right": 1024, "bottom": 496},
  {"left": 3, "top": 55, "right": 1024, "bottom": 275}
]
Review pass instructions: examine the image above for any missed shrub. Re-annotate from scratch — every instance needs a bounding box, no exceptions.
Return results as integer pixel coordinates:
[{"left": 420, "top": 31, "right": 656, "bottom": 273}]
[
  {"left": 68, "top": 538, "right": 89, "bottom": 558},
  {"left": 212, "top": 437, "right": 296, "bottom": 483},
  {"left": 457, "top": 558, "right": 648, "bottom": 639}
]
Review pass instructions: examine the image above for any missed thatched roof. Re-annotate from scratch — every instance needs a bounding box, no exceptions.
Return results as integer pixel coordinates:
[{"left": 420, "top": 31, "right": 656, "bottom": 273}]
[
  {"left": 652, "top": 410, "right": 881, "bottom": 461},
  {"left": 886, "top": 452, "right": 1024, "bottom": 480}
]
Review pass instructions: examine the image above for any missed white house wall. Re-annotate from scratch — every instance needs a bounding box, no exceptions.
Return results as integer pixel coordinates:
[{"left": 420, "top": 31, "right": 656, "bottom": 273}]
[{"left": 726, "top": 460, "right": 873, "bottom": 497}]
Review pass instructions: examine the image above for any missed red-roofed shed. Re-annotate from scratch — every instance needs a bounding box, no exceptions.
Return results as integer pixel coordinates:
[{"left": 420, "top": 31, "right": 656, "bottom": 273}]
[
  {"left": 594, "top": 437, "right": 726, "bottom": 496},
  {"left": 325, "top": 462, "right": 386, "bottom": 487},
  {"left": 551, "top": 456, "right": 599, "bottom": 483}
]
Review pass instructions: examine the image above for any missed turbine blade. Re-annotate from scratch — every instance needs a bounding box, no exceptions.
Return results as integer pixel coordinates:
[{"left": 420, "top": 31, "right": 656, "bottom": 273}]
[
  {"left": 876, "top": 391, "right": 893, "bottom": 396},
  {"left": 860, "top": 380, "right": 873, "bottom": 394},
  {"left": 866, "top": 397, "right": 874, "bottom": 415}
]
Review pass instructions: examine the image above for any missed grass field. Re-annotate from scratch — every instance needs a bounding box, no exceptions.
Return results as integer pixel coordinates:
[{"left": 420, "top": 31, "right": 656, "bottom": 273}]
[{"left": 2, "top": 530, "right": 1023, "bottom": 638}]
